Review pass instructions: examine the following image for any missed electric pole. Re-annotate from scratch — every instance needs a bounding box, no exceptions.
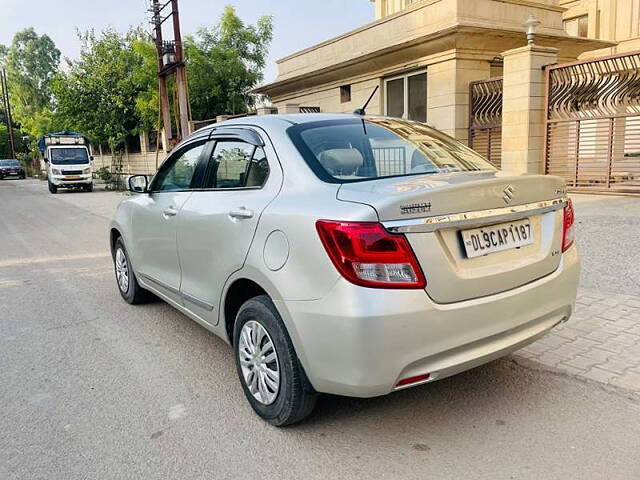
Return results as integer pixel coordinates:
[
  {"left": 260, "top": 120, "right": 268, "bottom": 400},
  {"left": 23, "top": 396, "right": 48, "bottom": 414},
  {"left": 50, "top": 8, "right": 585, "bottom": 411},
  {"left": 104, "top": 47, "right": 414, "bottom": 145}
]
[
  {"left": 150, "top": 0, "right": 173, "bottom": 149},
  {"left": 171, "top": 0, "right": 191, "bottom": 140},
  {"left": 0, "top": 69, "right": 17, "bottom": 159},
  {"left": 149, "top": 0, "right": 191, "bottom": 152}
]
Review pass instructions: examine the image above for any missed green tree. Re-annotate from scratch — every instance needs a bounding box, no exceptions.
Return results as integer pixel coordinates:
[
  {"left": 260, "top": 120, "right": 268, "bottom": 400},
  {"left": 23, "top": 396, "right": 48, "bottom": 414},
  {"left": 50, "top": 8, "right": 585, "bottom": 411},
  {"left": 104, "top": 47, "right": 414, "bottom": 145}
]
[
  {"left": 5, "top": 28, "right": 60, "bottom": 137},
  {"left": 53, "top": 28, "right": 152, "bottom": 152},
  {"left": 185, "top": 6, "right": 273, "bottom": 120},
  {"left": 131, "top": 39, "right": 160, "bottom": 133}
]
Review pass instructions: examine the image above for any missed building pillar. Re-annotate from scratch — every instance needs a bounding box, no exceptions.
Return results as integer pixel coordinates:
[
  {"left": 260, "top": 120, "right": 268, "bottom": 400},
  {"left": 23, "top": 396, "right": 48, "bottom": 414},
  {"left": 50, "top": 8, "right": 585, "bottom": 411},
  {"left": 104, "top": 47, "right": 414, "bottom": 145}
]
[
  {"left": 277, "top": 103, "right": 300, "bottom": 114},
  {"left": 140, "top": 131, "right": 149, "bottom": 155},
  {"left": 257, "top": 106, "right": 278, "bottom": 115},
  {"left": 427, "top": 56, "right": 492, "bottom": 144},
  {"left": 501, "top": 45, "right": 558, "bottom": 174}
]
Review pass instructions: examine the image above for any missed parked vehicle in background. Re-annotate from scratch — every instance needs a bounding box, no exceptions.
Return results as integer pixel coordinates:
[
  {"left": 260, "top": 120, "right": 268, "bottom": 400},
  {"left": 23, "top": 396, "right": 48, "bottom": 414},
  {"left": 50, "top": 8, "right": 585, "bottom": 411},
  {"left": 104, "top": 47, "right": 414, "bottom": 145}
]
[
  {"left": 0, "top": 159, "right": 26, "bottom": 180},
  {"left": 39, "top": 131, "right": 94, "bottom": 193},
  {"left": 109, "top": 114, "right": 580, "bottom": 426}
]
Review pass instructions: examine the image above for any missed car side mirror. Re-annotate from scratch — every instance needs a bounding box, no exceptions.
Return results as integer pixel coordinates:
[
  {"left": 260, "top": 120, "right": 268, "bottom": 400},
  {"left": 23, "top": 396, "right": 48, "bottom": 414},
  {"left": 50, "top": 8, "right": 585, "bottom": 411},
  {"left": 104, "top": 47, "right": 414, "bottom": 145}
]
[
  {"left": 128, "top": 175, "right": 149, "bottom": 193},
  {"left": 44, "top": 157, "right": 49, "bottom": 163},
  {"left": 90, "top": 156, "right": 94, "bottom": 161}
]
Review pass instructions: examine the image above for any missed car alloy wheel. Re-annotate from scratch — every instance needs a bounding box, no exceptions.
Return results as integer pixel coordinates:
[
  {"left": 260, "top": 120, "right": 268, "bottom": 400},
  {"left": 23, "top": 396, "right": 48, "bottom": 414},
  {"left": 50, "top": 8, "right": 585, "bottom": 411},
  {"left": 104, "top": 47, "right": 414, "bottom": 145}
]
[
  {"left": 238, "top": 320, "right": 280, "bottom": 405},
  {"left": 115, "top": 247, "right": 130, "bottom": 294}
]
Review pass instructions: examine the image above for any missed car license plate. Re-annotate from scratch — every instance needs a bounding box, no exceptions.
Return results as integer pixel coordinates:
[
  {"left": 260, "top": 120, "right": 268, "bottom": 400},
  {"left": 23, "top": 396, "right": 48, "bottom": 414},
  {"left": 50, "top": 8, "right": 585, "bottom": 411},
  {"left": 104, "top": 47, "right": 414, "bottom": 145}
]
[
  {"left": 64, "top": 175, "right": 81, "bottom": 180},
  {"left": 461, "top": 219, "right": 534, "bottom": 258}
]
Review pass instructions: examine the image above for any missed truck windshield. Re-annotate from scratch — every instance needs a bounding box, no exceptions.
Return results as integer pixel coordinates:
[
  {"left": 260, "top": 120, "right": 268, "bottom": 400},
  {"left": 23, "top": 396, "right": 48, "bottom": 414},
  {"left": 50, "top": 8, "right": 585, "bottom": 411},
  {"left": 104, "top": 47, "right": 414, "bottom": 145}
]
[
  {"left": 288, "top": 117, "right": 495, "bottom": 183},
  {"left": 50, "top": 148, "right": 90, "bottom": 165}
]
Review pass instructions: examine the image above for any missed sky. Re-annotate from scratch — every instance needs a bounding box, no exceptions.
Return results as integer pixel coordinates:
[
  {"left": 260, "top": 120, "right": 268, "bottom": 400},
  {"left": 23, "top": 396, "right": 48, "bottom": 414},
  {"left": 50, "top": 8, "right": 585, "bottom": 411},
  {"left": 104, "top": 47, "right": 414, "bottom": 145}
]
[{"left": 0, "top": 0, "right": 374, "bottom": 84}]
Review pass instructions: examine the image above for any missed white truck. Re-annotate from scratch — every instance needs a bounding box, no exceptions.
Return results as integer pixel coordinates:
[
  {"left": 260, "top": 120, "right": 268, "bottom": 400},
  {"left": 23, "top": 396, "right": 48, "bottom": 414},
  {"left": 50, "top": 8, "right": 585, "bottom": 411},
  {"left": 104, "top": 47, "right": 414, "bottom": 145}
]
[{"left": 40, "top": 131, "right": 94, "bottom": 194}]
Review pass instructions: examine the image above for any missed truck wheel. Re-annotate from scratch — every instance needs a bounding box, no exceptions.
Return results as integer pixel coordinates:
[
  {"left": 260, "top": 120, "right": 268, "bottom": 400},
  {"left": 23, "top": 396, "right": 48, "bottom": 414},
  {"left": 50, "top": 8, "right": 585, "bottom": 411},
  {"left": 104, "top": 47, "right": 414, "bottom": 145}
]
[
  {"left": 84, "top": 183, "right": 93, "bottom": 192},
  {"left": 233, "top": 295, "right": 318, "bottom": 426},
  {"left": 48, "top": 181, "right": 57, "bottom": 194}
]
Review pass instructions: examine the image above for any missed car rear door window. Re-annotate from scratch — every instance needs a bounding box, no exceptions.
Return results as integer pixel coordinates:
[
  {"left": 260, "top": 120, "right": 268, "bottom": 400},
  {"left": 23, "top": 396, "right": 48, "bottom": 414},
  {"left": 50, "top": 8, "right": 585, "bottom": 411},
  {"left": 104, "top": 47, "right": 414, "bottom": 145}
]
[
  {"left": 205, "top": 140, "right": 270, "bottom": 189},
  {"left": 245, "top": 147, "right": 270, "bottom": 187}
]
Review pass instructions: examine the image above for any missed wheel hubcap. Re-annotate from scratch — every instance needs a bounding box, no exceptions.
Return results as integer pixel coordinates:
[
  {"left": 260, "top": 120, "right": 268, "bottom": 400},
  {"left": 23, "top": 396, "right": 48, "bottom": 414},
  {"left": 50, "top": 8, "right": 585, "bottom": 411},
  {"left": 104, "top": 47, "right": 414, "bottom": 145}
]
[
  {"left": 238, "top": 320, "right": 280, "bottom": 405},
  {"left": 115, "top": 248, "right": 129, "bottom": 293}
]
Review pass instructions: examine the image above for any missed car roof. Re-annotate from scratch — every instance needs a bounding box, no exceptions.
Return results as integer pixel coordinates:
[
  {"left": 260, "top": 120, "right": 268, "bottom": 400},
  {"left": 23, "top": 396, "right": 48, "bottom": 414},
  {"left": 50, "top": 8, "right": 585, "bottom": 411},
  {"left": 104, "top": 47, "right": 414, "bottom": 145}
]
[{"left": 197, "top": 113, "right": 365, "bottom": 134}]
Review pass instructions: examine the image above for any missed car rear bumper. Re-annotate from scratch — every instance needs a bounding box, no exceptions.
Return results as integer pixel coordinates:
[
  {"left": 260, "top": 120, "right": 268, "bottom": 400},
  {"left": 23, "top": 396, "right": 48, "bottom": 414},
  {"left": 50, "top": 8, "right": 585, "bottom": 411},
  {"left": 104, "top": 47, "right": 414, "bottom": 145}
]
[{"left": 276, "top": 246, "right": 580, "bottom": 398}]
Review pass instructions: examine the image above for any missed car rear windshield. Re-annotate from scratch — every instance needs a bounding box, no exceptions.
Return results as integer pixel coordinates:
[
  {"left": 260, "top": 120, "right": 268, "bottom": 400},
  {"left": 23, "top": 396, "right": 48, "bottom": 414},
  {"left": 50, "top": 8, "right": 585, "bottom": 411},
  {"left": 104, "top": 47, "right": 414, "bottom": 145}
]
[
  {"left": 50, "top": 148, "right": 89, "bottom": 165},
  {"left": 0, "top": 160, "right": 20, "bottom": 167},
  {"left": 288, "top": 118, "right": 495, "bottom": 183}
]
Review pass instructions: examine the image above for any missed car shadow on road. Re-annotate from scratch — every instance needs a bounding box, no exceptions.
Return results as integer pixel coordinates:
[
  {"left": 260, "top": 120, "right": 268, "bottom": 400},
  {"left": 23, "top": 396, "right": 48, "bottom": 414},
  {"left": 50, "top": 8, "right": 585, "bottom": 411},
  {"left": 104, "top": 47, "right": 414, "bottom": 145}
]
[{"left": 301, "top": 358, "right": 534, "bottom": 427}]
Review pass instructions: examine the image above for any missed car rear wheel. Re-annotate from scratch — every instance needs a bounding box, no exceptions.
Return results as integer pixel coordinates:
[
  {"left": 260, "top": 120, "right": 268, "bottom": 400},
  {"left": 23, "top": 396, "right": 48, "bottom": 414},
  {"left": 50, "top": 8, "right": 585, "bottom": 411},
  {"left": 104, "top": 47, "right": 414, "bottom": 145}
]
[
  {"left": 233, "top": 295, "right": 317, "bottom": 426},
  {"left": 48, "top": 181, "right": 57, "bottom": 194},
  {"left": 114, "top": 237, "right": 151, "bottom": 304}
]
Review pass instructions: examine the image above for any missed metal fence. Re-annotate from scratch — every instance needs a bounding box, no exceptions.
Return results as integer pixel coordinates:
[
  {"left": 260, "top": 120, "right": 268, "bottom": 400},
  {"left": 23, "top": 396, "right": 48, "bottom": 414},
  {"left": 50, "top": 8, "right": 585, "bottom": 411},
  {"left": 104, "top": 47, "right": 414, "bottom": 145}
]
[
  {"left": 373, "top": 146, "right": 407, "bottom": 176},
  {"left": 545, "top": 51, "right": 640, "bottom": 193},
  {"left": 469, "top": 78, "right": 503, "bottom": 168},
  {"left": 299, "top": 106, "right": 321, "bottom": 113}
]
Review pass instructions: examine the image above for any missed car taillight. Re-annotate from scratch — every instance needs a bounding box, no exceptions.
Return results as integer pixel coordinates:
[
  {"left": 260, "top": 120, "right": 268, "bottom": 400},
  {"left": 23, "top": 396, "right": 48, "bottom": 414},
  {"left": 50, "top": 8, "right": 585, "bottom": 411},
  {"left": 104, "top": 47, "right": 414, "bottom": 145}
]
[
  {"left": 315, "top": 220, "right": 426, "bottom": 289},
  {"left": 562, "top": 198, "right": 575, "bottom": 253}
]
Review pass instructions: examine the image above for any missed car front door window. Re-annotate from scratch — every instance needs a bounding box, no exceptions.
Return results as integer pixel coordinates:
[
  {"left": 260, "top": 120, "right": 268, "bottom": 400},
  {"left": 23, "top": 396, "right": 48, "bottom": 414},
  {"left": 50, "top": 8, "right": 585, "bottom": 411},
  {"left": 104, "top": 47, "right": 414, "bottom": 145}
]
[{"left": 154, "top": 142, "right": 206, "bottom": 192}]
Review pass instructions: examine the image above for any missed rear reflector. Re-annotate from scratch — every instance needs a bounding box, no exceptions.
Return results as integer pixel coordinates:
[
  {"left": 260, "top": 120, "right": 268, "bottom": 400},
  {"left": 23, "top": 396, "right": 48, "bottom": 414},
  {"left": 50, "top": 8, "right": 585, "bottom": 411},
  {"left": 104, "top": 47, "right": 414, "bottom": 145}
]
[
  {"left": 316, "top": 220, "right": 426, "bottom": 289},
  {"left": 396, "top": 373, "right": 431, "bottom": 387},
  {"left": 562, "top": 198, "right": 575, "bottom": 253}
]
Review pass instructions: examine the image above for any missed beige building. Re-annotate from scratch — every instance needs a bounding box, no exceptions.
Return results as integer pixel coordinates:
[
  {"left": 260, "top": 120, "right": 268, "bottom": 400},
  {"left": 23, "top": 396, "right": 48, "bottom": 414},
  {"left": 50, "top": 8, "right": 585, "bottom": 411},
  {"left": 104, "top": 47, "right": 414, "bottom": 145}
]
[
  {"left": 559, "top": 0, "right": 640, "bottom": 54},
  {"left": 255, "top": 0, "right": 640, "bottom": 187}
]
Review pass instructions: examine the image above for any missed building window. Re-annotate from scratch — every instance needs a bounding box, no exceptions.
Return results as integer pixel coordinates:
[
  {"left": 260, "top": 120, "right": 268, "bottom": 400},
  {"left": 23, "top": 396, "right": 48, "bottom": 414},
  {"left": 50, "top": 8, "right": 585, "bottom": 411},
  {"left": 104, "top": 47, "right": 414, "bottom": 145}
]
[
  {"left": 340, "top": 85, "right": 352, "bottom": 103},
  {"left": 564, "top": 15, "right": 588, "bottom": 38},
  {"left": 384, "top": 70, "right": 427, "bottom": 122}
]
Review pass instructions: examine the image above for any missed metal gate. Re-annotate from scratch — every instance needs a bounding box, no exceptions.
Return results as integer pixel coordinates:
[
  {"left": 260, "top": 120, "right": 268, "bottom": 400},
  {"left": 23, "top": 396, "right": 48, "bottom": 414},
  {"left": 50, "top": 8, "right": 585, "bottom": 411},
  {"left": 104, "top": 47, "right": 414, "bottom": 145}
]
[
  {"left": 469, "top": 78, "right": 503, "bottom": 168},
  {"left": 545, "top": 52, "right": 640, "bottom": 192}
]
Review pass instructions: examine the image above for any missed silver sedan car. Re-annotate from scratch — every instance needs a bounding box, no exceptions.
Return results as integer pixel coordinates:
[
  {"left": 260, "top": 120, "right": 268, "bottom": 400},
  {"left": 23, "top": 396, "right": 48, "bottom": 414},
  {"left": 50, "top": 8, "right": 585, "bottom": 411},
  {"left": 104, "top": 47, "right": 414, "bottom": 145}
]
[{"left": 110, "top": 114, "right": 580, "bottom": 426}]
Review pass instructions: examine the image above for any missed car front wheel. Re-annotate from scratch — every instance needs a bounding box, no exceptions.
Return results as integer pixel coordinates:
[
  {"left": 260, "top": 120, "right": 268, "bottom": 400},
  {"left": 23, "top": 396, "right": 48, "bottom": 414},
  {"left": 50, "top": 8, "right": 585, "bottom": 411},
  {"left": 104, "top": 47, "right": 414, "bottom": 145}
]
[
  {"left": 233, "top": 295, "right": 317, "bottom": 426},
  {"left": 48, "top": 180, "right": 57, "bottom": 194}
]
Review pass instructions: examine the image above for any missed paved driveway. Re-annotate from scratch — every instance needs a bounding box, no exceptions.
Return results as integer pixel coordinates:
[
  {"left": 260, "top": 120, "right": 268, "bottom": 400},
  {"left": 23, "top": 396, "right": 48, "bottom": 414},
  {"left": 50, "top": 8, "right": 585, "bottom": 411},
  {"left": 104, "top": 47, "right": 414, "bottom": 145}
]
[
  {"left": 572, "top": 193, "right": 640, "bottom": 294},
  {"left": 518, "top": 194, "right": 640, "bottom": 391},
  {"left": 1, "top": 180, "right": 639, "bottom": 480}
]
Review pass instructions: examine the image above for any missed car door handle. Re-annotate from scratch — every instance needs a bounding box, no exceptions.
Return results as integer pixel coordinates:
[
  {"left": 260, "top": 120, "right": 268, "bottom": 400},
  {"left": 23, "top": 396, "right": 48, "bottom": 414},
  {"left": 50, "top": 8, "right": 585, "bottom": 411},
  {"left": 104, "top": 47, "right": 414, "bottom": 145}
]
[
  {"left": 163, "top": 206, "right": 178, "bottom": 218},
  {"left": 229, "top": 207, "right": 254, "bottom": 220}
]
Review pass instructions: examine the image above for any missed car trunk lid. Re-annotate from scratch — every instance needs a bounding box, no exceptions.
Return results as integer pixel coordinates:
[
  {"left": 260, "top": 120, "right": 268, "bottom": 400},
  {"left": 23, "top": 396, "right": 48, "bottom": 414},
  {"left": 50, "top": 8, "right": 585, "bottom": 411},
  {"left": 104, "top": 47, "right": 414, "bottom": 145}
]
[{"left": 337, "top": 171, "right": 568, "bottom": 303}]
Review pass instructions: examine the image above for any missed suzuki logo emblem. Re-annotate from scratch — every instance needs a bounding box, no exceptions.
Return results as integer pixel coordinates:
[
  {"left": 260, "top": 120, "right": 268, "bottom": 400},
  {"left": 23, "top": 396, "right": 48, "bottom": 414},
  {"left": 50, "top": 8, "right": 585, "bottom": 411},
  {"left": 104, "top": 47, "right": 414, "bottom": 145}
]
[{"left": 503, "top": 185, "right": 515, "bottom": 204}]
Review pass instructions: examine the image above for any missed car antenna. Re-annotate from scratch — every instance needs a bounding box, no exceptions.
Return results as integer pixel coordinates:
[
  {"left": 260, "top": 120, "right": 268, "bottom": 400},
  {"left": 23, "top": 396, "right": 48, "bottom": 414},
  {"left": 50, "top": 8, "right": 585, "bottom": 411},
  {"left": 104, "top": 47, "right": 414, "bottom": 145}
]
[{"left": 353, "top": 86, "right": 379, "bottom": 116}]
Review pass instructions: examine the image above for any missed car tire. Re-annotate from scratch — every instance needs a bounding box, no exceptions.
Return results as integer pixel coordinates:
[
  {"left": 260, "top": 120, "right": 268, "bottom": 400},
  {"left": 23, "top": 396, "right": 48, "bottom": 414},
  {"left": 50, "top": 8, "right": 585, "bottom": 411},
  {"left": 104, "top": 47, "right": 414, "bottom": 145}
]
[
  {"left": 233, "top": 295, "right": 318, "bottom": 426},
  {"left": 84, "top": 183, "right": 93, "bottom": 192},
  {"left": 48, "top": 181, "right": 57, "bottom": 194},
  {"left": 113, "top": 237, "right": 151, "bottom": 304}
]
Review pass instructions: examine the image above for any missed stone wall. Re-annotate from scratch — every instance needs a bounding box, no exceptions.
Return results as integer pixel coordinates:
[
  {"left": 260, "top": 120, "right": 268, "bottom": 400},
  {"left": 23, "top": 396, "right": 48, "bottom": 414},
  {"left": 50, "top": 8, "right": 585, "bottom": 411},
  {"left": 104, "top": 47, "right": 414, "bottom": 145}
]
[{"left": 93, "top": 151, "right": 166, "bottom": 176}]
